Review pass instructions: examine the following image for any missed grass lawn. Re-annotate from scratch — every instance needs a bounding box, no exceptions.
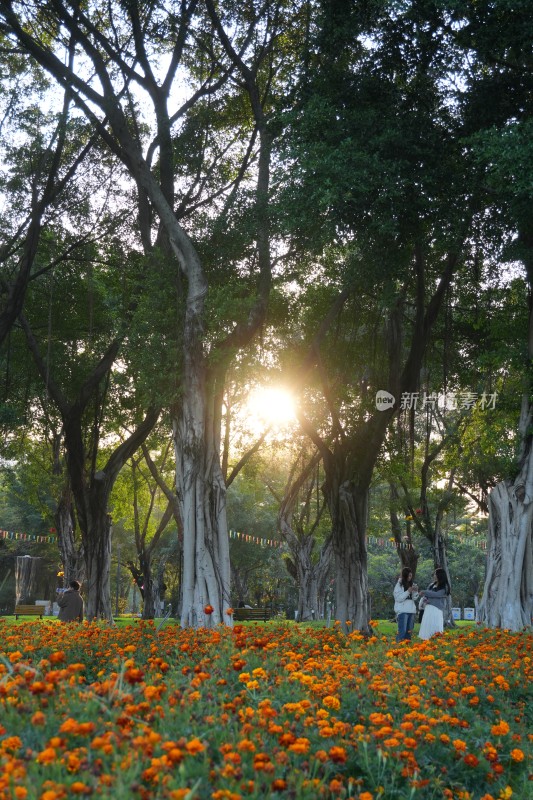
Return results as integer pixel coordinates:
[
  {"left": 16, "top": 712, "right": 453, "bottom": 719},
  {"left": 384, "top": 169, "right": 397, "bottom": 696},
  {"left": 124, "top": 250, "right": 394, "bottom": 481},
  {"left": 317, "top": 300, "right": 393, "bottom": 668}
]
[{"left": 1, "top": 615, "right": 478, "bottom": 638}]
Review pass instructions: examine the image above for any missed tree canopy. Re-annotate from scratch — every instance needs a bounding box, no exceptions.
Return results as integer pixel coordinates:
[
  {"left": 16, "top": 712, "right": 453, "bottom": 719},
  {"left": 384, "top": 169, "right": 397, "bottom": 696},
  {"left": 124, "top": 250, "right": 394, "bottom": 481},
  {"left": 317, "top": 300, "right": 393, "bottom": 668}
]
[{"left": 0, "top": 0, "right": 531, "bottom": 629}]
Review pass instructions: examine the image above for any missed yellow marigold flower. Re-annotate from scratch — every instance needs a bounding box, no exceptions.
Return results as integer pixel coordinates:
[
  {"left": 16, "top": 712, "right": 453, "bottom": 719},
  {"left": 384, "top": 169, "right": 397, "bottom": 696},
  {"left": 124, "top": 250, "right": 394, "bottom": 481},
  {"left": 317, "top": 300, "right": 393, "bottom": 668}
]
[
  {"left": 252, "top": 667, "right": 268, "bottom": 679},
  {"left": 323, "top": 695, "right": 341, "bottom": 710}
]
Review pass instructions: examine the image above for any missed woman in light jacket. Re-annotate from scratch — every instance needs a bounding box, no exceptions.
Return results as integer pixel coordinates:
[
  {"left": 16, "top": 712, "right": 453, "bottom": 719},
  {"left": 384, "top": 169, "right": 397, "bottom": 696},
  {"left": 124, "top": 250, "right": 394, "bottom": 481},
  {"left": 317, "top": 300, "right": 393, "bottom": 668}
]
[
  {"left": 418, "top": 568, "right": 450, "bottom": 640},
  {"left": 393, "top": 568, "right": 418, "bottom": 642}
]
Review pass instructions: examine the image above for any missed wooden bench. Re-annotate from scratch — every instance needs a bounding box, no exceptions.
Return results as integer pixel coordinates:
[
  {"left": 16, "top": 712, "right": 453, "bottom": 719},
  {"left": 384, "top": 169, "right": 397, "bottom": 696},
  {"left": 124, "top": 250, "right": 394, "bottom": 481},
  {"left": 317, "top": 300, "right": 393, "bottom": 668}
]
[
  {"left": 14, "top": 605, "right": 45, "bottom": 619},
  {"left": 233, "top": 607, "right": 272, "bottom": 622}
]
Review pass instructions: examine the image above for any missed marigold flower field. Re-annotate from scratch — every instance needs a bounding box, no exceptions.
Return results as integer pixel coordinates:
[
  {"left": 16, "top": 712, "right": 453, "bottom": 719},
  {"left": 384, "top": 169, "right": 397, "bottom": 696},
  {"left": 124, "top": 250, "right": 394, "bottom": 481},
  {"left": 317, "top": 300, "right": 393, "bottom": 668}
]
[{"left": 0, "top": 619, "right": 531, "bottom": 800}]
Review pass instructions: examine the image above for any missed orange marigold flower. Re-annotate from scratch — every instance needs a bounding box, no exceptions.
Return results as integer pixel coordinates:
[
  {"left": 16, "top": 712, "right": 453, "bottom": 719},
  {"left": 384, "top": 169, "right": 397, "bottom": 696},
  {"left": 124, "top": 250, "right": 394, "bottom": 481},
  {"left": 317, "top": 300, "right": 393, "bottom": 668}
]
[
  {"left": 464, "top": 754, "right": 480, "bottom": 767},
  {"left": 328, "top": 746, "right": 347, "bottom": 763},
  {"left": 9, "top": 651, "right": 23, "bottom": 663},
  {"left": 323, "top": 695, "right": 341, "bottom": 710},
  {"left": 49, "top": 651, "right": 66, "bottom": 664},
  {"left": 36, "top": 747, "right": 57, "bottom": 764},
  {"left": 288, "top": 737, "right": 310, "bottom": 754},
  {"left": 360, "top": 793, "right": 374, "bottom": 800},
  {"left": 124, "top": 667, "right": 144, "bottom": 684},
  {"left": 14, "top": 789, "right": 28, "bottom": 799},
  {"left": 185, "top": 737, "right": 205, "bottom": 755},
  {"left": 1, "top": 736, "right": 23, "bottom": 753},
  {"left": 225, "top": 608, "right": 234, "bottom": 616},
  {"left": 69, "top": 783, "right": 90, "bottom": 795},
  {"left": 491, "top": 720, "right": 510, "bottom": 736},
  {"left": 204, "top": 604, "right": 214, "bottom": 615},
  {"left": 30, "top": 681, "right": 47, "bottom": 695},
  {"left": 237, "top": 739, "right": 255, "bottom": 752},
  {"left": 271, "top": 779, "right": 287, "bottom": 791},
  {"left": 59, "top": 718, "right": 79, "bottom": 734},
  {"left": 510, "top": 748, "right": 524, "bottom": 762}
]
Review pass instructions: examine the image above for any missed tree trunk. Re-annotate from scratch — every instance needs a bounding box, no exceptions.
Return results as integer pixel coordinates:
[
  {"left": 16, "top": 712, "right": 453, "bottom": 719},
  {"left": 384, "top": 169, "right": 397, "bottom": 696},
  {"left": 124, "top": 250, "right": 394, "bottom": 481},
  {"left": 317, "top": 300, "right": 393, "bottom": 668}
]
[
  {"left": 477, "top": 479, "right": 533, "bottom": 630},
  {"left": 434, "top": 527, "right": 455, "bottom": 627},
  {"left": 292, "top": 536, "right": 317, "bottom": 622},
  {"left": 83, "top": 497, "right": 112, "bottom": 620},
  {"left": 316, "top": 542, "right": 332, "bottom": 618},
  {"left": 174, "top": 397, "right": 232, "bottom": 627},
  {"left": 478, "top": 264, "right": 533, "bottom": 631},
  {"left": 327, "top": 476, "right": 371, "bottom": 634},
  {"left": 280, "top": 521, "right": 332, "bottom": 622},
  {"left": 140, "top": 551, "right": 160, "bottom": 619},
  {"left": 55, "top": 485, "right": 84, "bottom": 586}
]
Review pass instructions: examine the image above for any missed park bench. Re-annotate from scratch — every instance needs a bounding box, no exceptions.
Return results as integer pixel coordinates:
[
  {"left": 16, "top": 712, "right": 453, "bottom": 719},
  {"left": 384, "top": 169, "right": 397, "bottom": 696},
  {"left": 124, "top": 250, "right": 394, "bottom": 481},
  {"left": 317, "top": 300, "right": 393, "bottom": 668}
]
[
  {"left": 14, "top": 604, "right": 45, "bottom": 619},
  {"left": 233, "top": 607, "right": 272, "bottom": 622}
]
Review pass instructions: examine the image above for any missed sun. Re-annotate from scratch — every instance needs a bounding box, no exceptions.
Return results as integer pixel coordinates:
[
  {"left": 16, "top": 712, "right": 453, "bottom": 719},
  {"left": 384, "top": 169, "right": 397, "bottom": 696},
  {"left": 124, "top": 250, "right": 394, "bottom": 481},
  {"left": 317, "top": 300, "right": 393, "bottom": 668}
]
[{"left": 245, "top": 386, "right": 296, "bottom": 431}]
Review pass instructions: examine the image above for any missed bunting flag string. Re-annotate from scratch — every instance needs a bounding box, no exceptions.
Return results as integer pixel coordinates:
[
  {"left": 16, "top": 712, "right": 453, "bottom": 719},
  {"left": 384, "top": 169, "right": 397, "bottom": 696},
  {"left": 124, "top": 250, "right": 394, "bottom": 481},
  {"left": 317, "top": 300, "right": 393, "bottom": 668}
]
[
  {"left": 230, "top": 529, "right": 487, "bottom": 552},
  {"left": 229, "top": 530, "right": 285, "bottom": 549},
  {"left": 367, "top": 536, "right": 414, "bottom": 550},
  {"left": 0, "top": 528, "right": 57, "bottom": 544},
  {"left": 1, "top": 525, "right": 487, "bottom": 551},
  {"left": 367, "top": 535, "right": 487, "bottom": 551}
]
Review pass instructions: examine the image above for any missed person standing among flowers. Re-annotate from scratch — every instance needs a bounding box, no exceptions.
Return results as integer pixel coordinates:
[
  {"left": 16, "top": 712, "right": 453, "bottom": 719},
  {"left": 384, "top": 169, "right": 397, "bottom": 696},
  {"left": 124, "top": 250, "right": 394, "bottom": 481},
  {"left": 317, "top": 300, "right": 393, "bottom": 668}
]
[
  {"left": 418, "top": 567, "right": 450, "bottom": 640},
  {"left": 393, "top": 567, "right": 418, "bottom": 642}
]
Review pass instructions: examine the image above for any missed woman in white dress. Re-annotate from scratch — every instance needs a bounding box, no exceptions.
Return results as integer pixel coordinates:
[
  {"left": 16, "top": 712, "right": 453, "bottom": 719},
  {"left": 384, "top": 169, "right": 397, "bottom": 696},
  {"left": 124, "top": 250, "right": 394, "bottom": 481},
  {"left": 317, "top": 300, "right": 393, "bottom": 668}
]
[{"left": 418, "top": 568, "right": 450, "bottom": 640}]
